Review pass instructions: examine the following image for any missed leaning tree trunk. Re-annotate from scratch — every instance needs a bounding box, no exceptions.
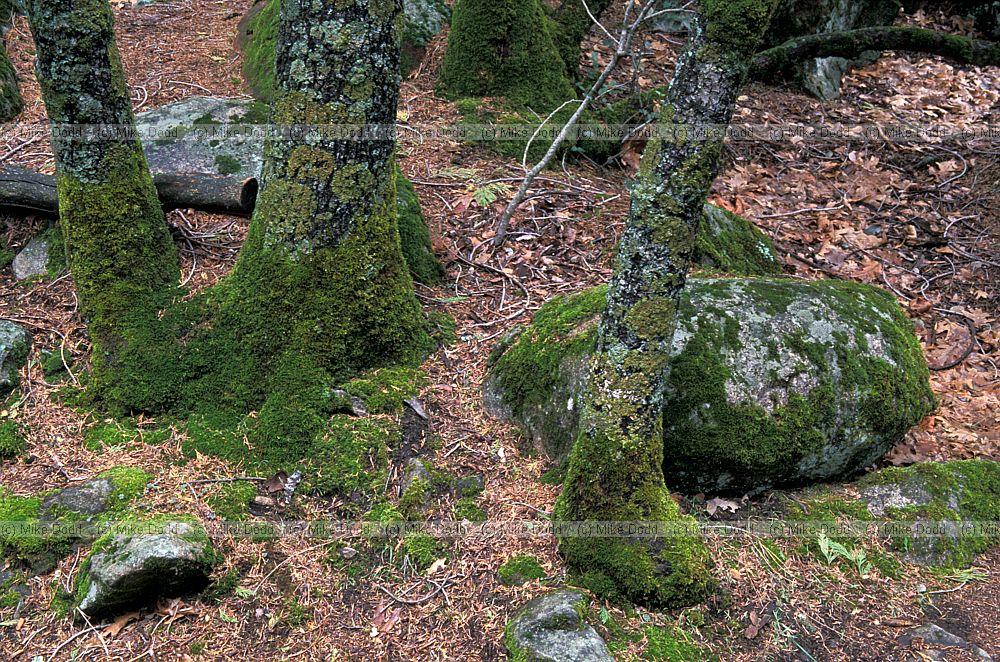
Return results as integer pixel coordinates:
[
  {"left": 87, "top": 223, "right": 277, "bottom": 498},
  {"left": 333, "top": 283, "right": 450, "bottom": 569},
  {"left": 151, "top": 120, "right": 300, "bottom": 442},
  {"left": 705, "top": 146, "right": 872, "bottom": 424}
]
[
  {"left": 216, "top": 0, "right": 429, "bottom": 458},
  {"left": 25, "top": 0, "right": 179, "bottom": 400},
  {"left": 553, "top": 0, "right": 779, "bottom": 607}
]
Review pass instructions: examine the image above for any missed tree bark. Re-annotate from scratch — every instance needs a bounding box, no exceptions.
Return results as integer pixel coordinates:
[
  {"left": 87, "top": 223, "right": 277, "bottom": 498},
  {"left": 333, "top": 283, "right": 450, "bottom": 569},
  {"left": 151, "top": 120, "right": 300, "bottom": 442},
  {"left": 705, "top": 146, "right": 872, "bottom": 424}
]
[
  {"left": 0, "top": 35, "right": 22, "bottom": 122},
  {"left": 550, "top": 0, "right": 614, "bottom": 80},
  {"left": 0, "top": 166, "right": 258, "bottom": 216},
  {"left": 752, "top": 26, "right": 1000, "bottom": 80},
  {"left": 24, "top": 0, "right": 179, "bottom": 394},
  {"left": 554, "top": 0, "right": 780, "bottom": 607},
  {"left": 216, "top": 0, "right": 429, "bottom": 458}
]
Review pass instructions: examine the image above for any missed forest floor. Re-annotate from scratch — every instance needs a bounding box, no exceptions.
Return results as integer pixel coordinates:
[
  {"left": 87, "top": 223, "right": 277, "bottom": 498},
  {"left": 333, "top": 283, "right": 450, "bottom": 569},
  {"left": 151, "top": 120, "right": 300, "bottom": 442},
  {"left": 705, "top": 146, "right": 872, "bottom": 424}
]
[{"left": 1, "top": 1, "right": 999, "bottom": 660}]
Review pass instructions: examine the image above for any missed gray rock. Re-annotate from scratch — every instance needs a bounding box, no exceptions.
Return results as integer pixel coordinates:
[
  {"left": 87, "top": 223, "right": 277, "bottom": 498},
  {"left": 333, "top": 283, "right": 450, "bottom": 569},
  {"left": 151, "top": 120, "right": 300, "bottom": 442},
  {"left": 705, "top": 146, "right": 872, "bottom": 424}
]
[
  {"left": 40, "top": 478, "right": 115, "bottom": 519},
  {"left": 136, "top": 96, "right": 266, "bottom": 181},
  {"left": 763, "top": 0, "right": 900, "bottom": 99},
  {"left": 898, "top": 624, "right": 993, "bottom": 661},
  {"left": 0, "top": 320, "right": 29, "bottom": 395},
  {"left": 12, "top": 235, "right": 49, "bottom": 281},
  {"left": 400, "top": 458, "right": 431, "bottom": 498},
  {"left": 454, "top": 473, "right": 484, "bottom": 497},
  {"left": 505, "top": 589, "right": 613, "bottom": 662},
  {"left": 485, "top": 278, "right": 935, "bottom": 494},
  {"left": 76, "top": 519, "right": 216, "bottom": 619}
]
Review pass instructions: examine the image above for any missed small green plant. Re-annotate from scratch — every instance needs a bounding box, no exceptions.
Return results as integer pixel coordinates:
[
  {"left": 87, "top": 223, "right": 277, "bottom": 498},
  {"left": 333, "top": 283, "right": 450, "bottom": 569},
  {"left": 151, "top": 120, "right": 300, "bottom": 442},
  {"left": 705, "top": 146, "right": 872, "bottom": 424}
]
[
  {"left": 816, "top": 532, "right": 872, "bottom": 575},
  {"left": 497, "top": 554, "right": 546, "bottom": 586}
]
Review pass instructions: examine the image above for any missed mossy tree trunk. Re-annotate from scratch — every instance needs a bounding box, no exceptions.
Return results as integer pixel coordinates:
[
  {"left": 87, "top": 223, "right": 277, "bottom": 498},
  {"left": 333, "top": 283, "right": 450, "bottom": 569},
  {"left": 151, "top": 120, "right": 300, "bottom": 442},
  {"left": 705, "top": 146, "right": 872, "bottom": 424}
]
[
  {"left": 217, "top": 0, "right": 429, "bottom": 456},
  {"left": 0, "top": 39, "right": 20, "bottom": 122},
  {"left": 24, "top": 0, "right": 179, "bottom": 392},
  {"left": 437, "top": 0, "right": 575, "bottom": 110},
  {"left": 550, "top": 0, "right": 613, "bottom": 80},
  {"left": 553, "top": 0, "right": 780, "bottom": 607}
]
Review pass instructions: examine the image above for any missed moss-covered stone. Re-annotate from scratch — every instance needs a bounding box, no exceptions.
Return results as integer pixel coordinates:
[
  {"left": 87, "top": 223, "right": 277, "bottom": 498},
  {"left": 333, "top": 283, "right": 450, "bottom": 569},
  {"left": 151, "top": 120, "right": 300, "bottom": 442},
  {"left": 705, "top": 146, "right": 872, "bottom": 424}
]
[
  {"left": 454, "top": 496, "right": 486, "bottom": 522},
  {"left": 402, "top": 532, "right": 444, "bottom": 570},
  {"left": 642, "top": 624, "right": 714, "bottom": 661},
  {"left": 498, "top": 554, "right": 546, "bottom": 586},
  {"left": 857, "top": 459, "right": 1000, "bottom": 567},
  {"left": 486, "top": 277, "right": 935, "bottom": 494},
  {"left": 696, "top": 204, "right": 782, "bottom": 276},
  {"left": 437, "top": 0, "right": 576, "bottom": 111},
  {"left": 206, "top": 482, "right": 257, "bottom": 521},
  {"left": 0, "top": 320, "right": 29, "bottom": 396},
  {"left": 73, "top": 514, "right": 218, "bottom": 620},
  {"left": 505, "top": 589, "right": 614, "bottom": 661},
  {"left": 0, "top": 467, "right": 150, "bottom": 574}
]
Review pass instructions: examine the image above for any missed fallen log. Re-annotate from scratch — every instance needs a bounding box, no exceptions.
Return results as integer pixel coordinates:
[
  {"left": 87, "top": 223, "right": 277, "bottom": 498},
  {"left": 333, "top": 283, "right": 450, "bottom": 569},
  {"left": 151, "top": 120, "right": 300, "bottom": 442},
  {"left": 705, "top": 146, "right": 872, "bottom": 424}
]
[{"left": 0, "top": 166, "right": 258, "bottom": 217}]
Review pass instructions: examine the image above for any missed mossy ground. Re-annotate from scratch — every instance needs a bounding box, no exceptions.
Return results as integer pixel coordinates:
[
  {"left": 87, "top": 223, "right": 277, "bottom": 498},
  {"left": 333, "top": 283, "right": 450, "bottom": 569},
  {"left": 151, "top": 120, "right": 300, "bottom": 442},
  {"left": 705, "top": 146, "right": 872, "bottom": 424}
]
[{"left": 497, "top": 554, "right": 545, "bottom": 586}]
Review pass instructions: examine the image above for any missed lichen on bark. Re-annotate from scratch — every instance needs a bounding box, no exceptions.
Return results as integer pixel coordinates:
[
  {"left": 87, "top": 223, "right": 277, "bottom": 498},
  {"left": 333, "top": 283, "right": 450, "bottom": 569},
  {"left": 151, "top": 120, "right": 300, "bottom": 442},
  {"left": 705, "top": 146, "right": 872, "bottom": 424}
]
[{"left": 554, "top": 0, "right": 780, "bottom": 607}]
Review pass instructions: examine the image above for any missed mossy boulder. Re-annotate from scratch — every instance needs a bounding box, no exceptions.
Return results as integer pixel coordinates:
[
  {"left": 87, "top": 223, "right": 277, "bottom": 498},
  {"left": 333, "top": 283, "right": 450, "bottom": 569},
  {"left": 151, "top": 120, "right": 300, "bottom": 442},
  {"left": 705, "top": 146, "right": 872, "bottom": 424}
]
[
  {"left": 136, "top": 97, "right": 443, "bottom": 284},
  {"left": 0, "top": 420, "right": 27, "bottom": 459},
  {"left": 696, "top": 204, "right": 782, "bottom": 276},
  {"left": 0, "top": 320, "right": 28, "bottom": 396},
  {"left": 857, "top": 460, "right": 1000, "bottom": 567},
  {"left": 75, "top": 516, "right": 217, "bottom": 620},
  {"left": 504, "top": 589, "right": 613, "bottom": 662},
  {"left": 485, "top": 277, "right": 935, "bottom": 495}
]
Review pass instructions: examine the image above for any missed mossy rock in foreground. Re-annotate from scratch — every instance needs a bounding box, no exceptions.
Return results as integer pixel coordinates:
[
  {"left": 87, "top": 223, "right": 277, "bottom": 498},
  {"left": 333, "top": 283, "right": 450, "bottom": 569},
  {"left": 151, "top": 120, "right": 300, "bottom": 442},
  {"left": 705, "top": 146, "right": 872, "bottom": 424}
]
[{"left": 485, "top": 277, "right": 935, "bottom": 495}]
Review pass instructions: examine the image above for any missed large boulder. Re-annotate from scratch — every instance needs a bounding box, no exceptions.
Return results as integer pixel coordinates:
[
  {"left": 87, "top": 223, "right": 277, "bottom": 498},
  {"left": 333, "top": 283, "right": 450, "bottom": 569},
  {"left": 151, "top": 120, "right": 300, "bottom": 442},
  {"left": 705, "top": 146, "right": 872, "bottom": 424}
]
[
  {"left": 485, "top": 278, "right": 936, "bottom": 495},
  {"left": 75, "top": 517, "right": 217, "bottom": 620},
  {"left": 136, "top": 97, "right": 443, "bottom": 284},
  {"left": 505, "top": 589, "right": 613, "bottom": 662},
  {"left": 0, "top": 320, "right": 29, "bottom": 396},
  {"left": 763, "top": 0, "right": 901, "bottom": 99}
]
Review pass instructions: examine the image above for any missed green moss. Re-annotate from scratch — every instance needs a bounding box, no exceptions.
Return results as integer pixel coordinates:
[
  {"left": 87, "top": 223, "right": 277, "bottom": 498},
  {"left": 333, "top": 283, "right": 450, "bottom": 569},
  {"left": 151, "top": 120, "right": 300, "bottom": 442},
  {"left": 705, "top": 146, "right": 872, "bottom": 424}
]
[
  {"left": 399, "top": 476, "right": 430, "bottom": 517},
  {"left": 282, "top": 596, "right": 312, "bottom": 627},
  {"left": 0, "top": 420, "right": 27, "bottom": 459},
  {"left": 241, "top": 0, "right": 279, "bottom": 101},
  {"left": 396, "top": 171, "right": 444, "bottom": 284},
  {"left": 643, "top": 625, "right": 715, "bottom": 661},
  {"left": 497, "top": 554, "right": 545, "bottom": 585},
  {"left": 214, "top": 154, "right": 242, "bottom": 176},
  {"left": 337, "top": 366, "right": 426, "bottom": 415},
  {"left": 857, "top": 460, "right": 1000, "bottom": 567},
  {"left": 0, "top": 467, "right": 149, "bottom": 570},
  {"left": 206, "top": 482, "right": 257, "bottom": 521},
  {"left": 0, "top": 237, "right": 14, "bottom": 271},
  {"left": 696, "top": 205, "right": 782, "bottom": 276},
  {"left": 200, "top": 568, "right": 240, "bottom": 603},
  {"left": 454, "top": 496, "right": 486, "bottom": 522},
  {"left": 0, "top": 42, "right": 22, "bottom": 122},
  {"left": 83, "top": 419, "right": 170, "bottom": 452},
  {"left": 402, "top": 533, "right": 444, "bottom": 570},
  {"left": 437, "top": 0, "right": 576, "bottom": 111}
]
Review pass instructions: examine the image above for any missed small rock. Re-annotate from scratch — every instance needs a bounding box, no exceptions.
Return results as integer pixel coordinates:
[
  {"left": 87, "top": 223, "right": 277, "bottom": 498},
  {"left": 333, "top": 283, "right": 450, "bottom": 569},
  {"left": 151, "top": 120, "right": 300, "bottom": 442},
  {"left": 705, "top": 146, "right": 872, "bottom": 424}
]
[
  {"left": 12, "top": 235, "right": 49, "bottom": 281},
  {"left": 505, "top": 589, "right": 613, "bottom": 662},
  {"left": 404, "top": 397, "right": 428, "bottom": 420},
  {"left": 40, "top": 478, "right": 115, "bottom": 519},
  {"left": 339, "top": 546, "right": 358, "bottom": 560},
  {"left": 864, "top": 225, "right": 883, "bottom": 236},
  {"left": 332, "top": 389, "right": 368, "bottom": 417},
  {"left": 898, "top": 624, "right": 993, "bottom": 661},
  {"left": 400, "top": 458, "right": 431, "bottom": 496},
  {"left": 76, "top": 519, "right": 217, "bottom": 620},
  {"left": 0, "top": 320, "right": 29, "bottom": 395}
]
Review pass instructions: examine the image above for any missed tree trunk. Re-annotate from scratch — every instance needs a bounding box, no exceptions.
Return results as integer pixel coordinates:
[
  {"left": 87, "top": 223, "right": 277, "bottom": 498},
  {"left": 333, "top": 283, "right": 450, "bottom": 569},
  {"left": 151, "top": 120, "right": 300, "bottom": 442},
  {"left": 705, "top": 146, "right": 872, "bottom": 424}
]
[
  {"left": 752, "top": 26, "right": 1000, "bottom": 80},
  {"left": 0, "top": 166, "right": 259, "bottom": 216},
  {"left": 0, "top": 33, "right": 22, "bottom": 122},
  {"left": 437, "top": 0, "right": 575, "bottom": 110},
  {"left": 554, "top": 0, "right": 779, "bottom": 607},
  {"left": 215, "top": 0, "right": 429, "bottom": 458},
  {"left": 24, "top": 0, "right": 179, "bottom": 393},
  {"left": 550, "top": 0, "right": 613, "bottom": 80}
]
